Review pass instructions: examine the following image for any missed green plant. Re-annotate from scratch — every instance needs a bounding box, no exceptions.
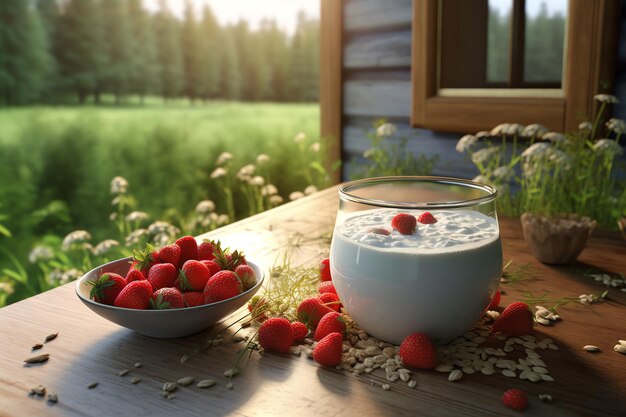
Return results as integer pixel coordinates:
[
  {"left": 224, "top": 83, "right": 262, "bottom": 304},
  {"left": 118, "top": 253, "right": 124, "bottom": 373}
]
[
  {"left": 351, "top": 121, "right": 438, "bottom": 179},
  {"left": 457, "top": 94, "right": 625, "bottom": 228}
]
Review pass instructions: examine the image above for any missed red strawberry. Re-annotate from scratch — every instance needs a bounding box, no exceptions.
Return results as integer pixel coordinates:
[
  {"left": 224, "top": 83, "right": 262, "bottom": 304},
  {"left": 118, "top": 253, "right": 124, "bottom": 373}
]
[
  {"left": 368, "top": 227, "right": 390, "bottom": 235},
  {"left": 175, "top": 235, "right": 199, "bottom": 267},
  {"left": 291, "top": 321, "right": 309, "bottom": 342},
  {"left": 248, "top": 296, "right": 269, "bottom": 322},
  {"left": 114, "top": 280, "right": 152, "bottom": 309},
  {"left": 297, "top": 297, "right": 334, "bottom": 327},
  {"left": 158, "top": 244, "right": 181, "bottom": 266},
  {"left": 313, "top": 332, "right": 343, "bottom": 367},
  {"left": 182, "top": 291, "right": 205, "bottom": 307},
  {"left": 319, "top": 258, "right": 332, "bottom": 282},
  {"left": 502, "top": 389, "right": 528, "bottom": 411},
  {"left": 87, "top": 273, "right": 126, "bottom": 305},
  {"left": 177, "top": 260, "right": 211, "bottom": 291},
  {"left": 492, "top": 302, "right": 534, "bottom": 336},
  {"left": 417, "top": 211, "right": 438, "bottom": 224},
  {"left": 399, "top": 332, "right": 437, "bottom": 369},
  {"left": 125, "top": 268, "right": 146, "bottom": 285},
  {"left": 130, "top": 245, "right": 158, "bottom": 276},
  {"left": 488, "top": 290, "right": 501, "bottom": 310},
  {"left": 391, "top": 213, "right": 417, "bottom": 234},
  {"left": 151, "top": 287, "right": 185, "bottom": 309},
  {"left": 258, "top": 317, "right": 294, "bottom": 353},
  {"left": 147, "top": 263, "right": 177, "bottom": 291},
  {"left": 319, "top": 292, "right": 342, "bottom": 312},
  {"left": 234, "top": 264, "right": 256, "bottom": 291},
  {"left": 198, "top": 240, "right": 217, "bottom": 261},
  {"left": 314, "top": 312, "right": 346, "bottom": 341},
  {"left": 200, "top": 259, "right": 222, "bottom": 276},
  {"left": 203, "top": 270, "right": 242, "bottom": 303},
  {"left": 318, "top": 281, "right": 337, "bottom": 295}
]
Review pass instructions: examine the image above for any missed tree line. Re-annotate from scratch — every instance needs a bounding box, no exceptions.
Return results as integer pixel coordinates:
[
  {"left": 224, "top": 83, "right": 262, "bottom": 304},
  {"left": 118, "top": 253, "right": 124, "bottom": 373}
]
[{"left": 0, "top": 0, "right": 320, "bottom": 105}]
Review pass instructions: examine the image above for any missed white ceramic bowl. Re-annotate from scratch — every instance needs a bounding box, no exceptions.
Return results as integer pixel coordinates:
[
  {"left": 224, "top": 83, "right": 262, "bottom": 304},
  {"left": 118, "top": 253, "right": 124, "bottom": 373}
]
[{"left": 76, "top": 257, "right": 264, "bottom": 338}]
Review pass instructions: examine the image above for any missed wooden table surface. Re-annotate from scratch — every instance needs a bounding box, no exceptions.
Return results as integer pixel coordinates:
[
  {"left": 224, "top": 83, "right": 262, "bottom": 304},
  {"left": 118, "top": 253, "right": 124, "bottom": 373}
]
[{"left": 1, "top": 185, "right": 625, "bottom": 417}]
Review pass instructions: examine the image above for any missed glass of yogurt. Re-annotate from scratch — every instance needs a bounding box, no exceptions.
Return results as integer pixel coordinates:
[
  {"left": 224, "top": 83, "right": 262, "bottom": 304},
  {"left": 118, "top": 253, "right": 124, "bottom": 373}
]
[{"left": 330, "top": 176, "right": 502, "bottom": 345}]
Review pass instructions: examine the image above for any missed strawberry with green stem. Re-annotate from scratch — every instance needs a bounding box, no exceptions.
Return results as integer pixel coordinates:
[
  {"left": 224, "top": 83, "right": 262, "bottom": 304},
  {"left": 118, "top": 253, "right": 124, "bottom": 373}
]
[{"left": 87, "top": 273, "right": 126, "bottom": 305}]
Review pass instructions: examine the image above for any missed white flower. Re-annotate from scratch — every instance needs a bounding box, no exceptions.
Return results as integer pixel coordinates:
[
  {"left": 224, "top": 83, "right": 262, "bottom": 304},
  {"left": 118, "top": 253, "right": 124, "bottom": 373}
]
[
  {"left": 256, "top": 154, "right": 270, "bottom": 164},
  {"left": 195, "top": 200, "right": 215, "bottom": 214},
  {"left": 109, "top": 212, "right": 117, "bottom": 221},
  {"left": 93, "top": 239, "right": 120, "bottom": 256},
  {"left": 28, "top": 245, "right": 54, "bottom": 263},
  {"left": 363, "top": 149, "right": 375, "bottom": 158},
  {"left": 310, "top": 142, "right": 320, "bottom": 153},
  {"left": 60, "top": 268, "right": 83, "bottom": 284},
  {"left": 490, "top": 123, "right": 510, "bottom": 136},
  {"left": 248, "top": 176, "right": 265, "bottom": 187},
  {"left": 493, "top": 166, "right": 514, "bottom": 180},
  {"left": 455, "top": 134, "right": 478, "bottom": 153},
  {"left": 475, "top": 131, "right": 491, "bottom": 138},
  {"left": 521, "top": 142, "right": 550, "bottom": 159},
  {"left": 125, "top": 228, "right": 148, "bottom": 246},
  {"left": 471, "top": 146, "right": 499, "bottom": 164},
  {"left": 0, "top": 282, "right": 14, "bottom": 295},
  {"left": 236, "top": 164, "right": 256, "bottom": 181},
  {"left": 210, "top": 167, "right": 227, "bottom": 179},
  {"left": 376, "top": 123, "right": 397, "bottom": 137},
  {"left": 289, "top": 191, "right": 305, "bottom": 201},
  {"left": 152, "top": 233, "right": 171, "bottom": 247},
  {"left": 547, "top": 148, "right": 570, "bottom": 167},
  {"left": 261, "top": 184, "right": 278, "bottom": 196},
  {"left": 594, "top": 94, "right": 619, "bottom": 104},
  {"left": 606, "top": 118, "right": 626, "bottom": 134},
  {"left": 217, "top": 214, "right": 229, "bottom": 226},
  {"left": 472, "top": 175, "right": 489, "bottom": 184},
  {"left": 269, "top": 195, "right": 284, "bottom": 206},
  {"left": 593, "top": 139, "right": 623, "bottom": 156},
  {"left": 578, "top": 121, "right": 593, "bottom": 131},
  {"left": 216, "top": 152, "right": 233, "bottom": 166},
  {"left": 110, "top": 176, "right": 128, "bottom": 194},
  {"left": 542, "top": 132, "right": 566, "bottom": 143},
  {"left": 522, "top": 124, "right": 548, "bottom": 138},
  {"left": 504, "top": 123, "right": 524, "bottom": 136},
  {"left": 304, "top": 185, "right": 318, "bottom": 195},
  {"left": 62, "top": 230, "right": 91, "bottom": 250},
  {"left": 293, "top": 132, "right": 306, "bottom": 143},
  {"left": 147, "top": 221, "right": 178, "bottom": 236},
  {"left": 125, "top": 211, "right": 149, "bottom": 222}
]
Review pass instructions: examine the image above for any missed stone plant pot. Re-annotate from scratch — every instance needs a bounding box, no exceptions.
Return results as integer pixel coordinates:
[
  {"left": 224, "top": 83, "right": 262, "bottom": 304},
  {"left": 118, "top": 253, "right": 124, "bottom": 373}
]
[{"left": 520, "top": 213, "right": 597, "bottom": 265}]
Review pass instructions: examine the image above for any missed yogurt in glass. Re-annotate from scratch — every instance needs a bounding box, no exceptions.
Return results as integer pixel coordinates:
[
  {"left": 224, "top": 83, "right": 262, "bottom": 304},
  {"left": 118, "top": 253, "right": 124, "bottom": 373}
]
[{"left": 329, "top": 177, "right": 502, "bottom": 345}]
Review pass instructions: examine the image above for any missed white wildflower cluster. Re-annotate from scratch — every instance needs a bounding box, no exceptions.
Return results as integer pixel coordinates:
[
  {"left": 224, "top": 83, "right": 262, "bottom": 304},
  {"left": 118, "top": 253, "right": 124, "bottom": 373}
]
[
  {"left": 310, "top": 142, "right": 320, "bottom": 153},
  {"left": 522, "top": 124, "right": 549, "bottom": 138},
  {"left": 269, "top": 195, "right": 284, "bottom": 206},
  {"left": 304, "top": 185, "right": 318, "bottom": 195},
  {"left": 125, "top": 211, "right": 149, "bottom": 223},
  {"left": 125, "top": 228, "right": 149, "bottom": 246},
  {"left": 578, "top": 292, "right": 608, "bottom": 305},
  {"left": 471, "top": 146, "right": 499, "bottom": 165},
  {"left": 110, "top": 176, "right": 128, "bottom": 195},
  {"left": 28, "top": 245, "right": 54, "bottom": 263},
  {"left": 92, "top": 239, "right": 120, "bottom": 256},
  {"left": 62, "top": 230, "right": 92, "bottom": 251},
  {"left": 289, "top": 191, "right": 305, "bottom": 201},
  {"left": 261, "top": 184, "right": 278, "bottom": 197},
  {"left": 606, "top": 118, "right": 626, "bottom": 134},
  {"left": 210, "top": 167, "right": 227, "bottom": 179},
  {"left": 195, "top": 200, "right": 215, "bottom": 215},
  {"left": 455, "top": 134, "right": 478, "bottom": 153},
  {"left": 0, "top": 282, "right": 15, "bottom": 296},
  {"left": 588, "top": 273, "right": 625, "bottom": 289},
  {"left": 48, "top": 268, "right": 83, "bottom": 286},
  {"left": 293, "top": 132, "right": 306, "bottom": 144},
  {"left": 216, "top": 152, "right": 233, "bottom": 166},
  {"left": 490, "top": 123, "right": 523, "bottom": 136},
  {"left": 376, "top": 123, "right": 397, "bottom": 138},
  {"left": 147, "top": 221, "right": 180, "bottom": 247},
  {"left": 578, "top": 121, "right": 593, "bottom": 131},
  {"left": 594, "top": 94, "right": 619, "bottom": 104},
  {"left": 256, "top": 154, "right": 270, "bottom": 164},
  {"left": 542, "top": 132, "right": 566, "bottom": 143},
  {"left": 534, "top": 306, "right": 561, "bottom": 326},
  {"left": 236, "top": 164, "right": 256, "bottom": 181},
  {"left": 593, "top": 139, "right": 623, "bottom": 156},
  {"left": 492, "top": 166, "right": 514, "bottom": 181}
]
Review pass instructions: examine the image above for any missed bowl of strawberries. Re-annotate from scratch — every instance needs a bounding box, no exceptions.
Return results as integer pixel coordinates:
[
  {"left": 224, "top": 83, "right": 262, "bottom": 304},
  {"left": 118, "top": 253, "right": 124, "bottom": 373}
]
[{"left": 75, "top": 236, "right": 264, "bottom": 338}]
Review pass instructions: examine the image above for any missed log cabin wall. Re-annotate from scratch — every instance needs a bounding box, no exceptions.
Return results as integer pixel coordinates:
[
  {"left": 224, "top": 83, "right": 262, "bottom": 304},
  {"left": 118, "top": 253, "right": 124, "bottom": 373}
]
[{"left": 338, "top": 0, "right": 626, "bottom": 181}]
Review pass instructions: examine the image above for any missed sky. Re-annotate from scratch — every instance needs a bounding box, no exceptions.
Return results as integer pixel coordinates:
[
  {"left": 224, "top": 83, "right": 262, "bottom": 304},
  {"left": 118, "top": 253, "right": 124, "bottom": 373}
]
[
  {"left": 144, "top": 0, "right": 320, "bottom": 35},
  {"left": 490, "top": 0, "right": 567, "bottom": 18}
]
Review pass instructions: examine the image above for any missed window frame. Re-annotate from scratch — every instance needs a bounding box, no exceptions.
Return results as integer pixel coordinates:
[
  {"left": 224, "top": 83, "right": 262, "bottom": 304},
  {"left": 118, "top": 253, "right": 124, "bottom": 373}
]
[{"left": 411, "top": 0, "right": 620, "bottom": 133}]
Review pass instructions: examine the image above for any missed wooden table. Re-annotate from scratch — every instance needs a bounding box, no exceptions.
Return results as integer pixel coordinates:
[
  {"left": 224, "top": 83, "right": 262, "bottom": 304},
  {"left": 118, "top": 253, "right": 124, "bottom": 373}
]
[{"left": 1, "top": 185, "right": 625, "bottom": 417}]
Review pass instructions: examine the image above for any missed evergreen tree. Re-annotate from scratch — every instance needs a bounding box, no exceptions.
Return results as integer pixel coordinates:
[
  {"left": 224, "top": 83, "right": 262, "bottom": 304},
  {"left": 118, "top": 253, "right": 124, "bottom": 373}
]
[
  {"left": 102, "top": 0, "right": 133, "bottom": 103},
  {"left": 128, "top": 0, "right": 160, "bottom": 102},
  {"left": 219, "top": 27, "right": 241, "bottom": 100},
  {"left": 154, "top": 0, "right": 184, "bottom": 101},
  {"left": 198, "top": 4, "right": 221, "bottom": 100},
  {"left": 262, "top": 20, "right": 290, "bottom": 101},
  {"left": 289, "top": 11, "right": 319, "bottom": 102},
  {"left": 36, "top": 0, "right": 59, "bottom": 99},
  {"left": 181, "top": 1, "right": 203, "bottom": 102}
]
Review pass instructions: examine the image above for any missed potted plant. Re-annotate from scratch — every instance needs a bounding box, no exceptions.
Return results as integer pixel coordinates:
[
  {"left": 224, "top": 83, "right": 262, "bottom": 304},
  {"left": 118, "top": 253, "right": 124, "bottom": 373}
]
[{"left": 457, "top": 94, "right": 625, "bottom": 264}]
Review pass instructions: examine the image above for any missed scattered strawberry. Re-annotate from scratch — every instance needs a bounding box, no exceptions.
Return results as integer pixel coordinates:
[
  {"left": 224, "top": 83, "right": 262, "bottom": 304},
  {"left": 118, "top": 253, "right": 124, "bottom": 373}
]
[
  {"left": 198, "top": 239, "right": 217, "bottom": 261},
  {"left": 367, "top": 227, "right": 390, "bottom": 235},
  {"left": 488, "top": 290, "right": 501, "bottom": 310},
  {"left": 182, "top": 291, "right": 205, "bottom": 307},
  {"left": 399, "top": 332, "right": 437, "bottom": 370},
  {"left": 148, "top": 263, "right": 177, "bottom": 291},
  {"left": 203, "top": 270, "right": 242, "bottom": 304},
  {"left": 235, "top": 264, "right": 256, "bottom": 291},
  {"left": 313, "top": 332, "right": 343, "bottom": 367},
  {"left": 391, "top": 213, "right": 417, "bottom": 234},
  {"left": 157, "top": 244, "right": 181, "bottom": 266},
  {"left": 318, "top": 292, "right": 342, "bottom": 312},
  {"left": 318, "top": 281, "right": 337, "bottom": 295},
  {"left": 319, "top": 258, "right": 332, "bottom": 282},
  {"left": 248, "top": 296, "right": 269, "bottom": 322},
  {"left": 291, "top": 321, "right": 309, "bottom": 342},
  {"left": 114, "top": 280, "right": 153, "bottom": 309},
  {"left": 417, "top": 211, "right": 438, "bottom": 224},
  {"left": 177, "top": 260, "right": 211, "bottom": 291},
  {"left": 87, "top": 273, "right": 126, "bottom": 305},
  {"left": 130, "top": 245, "right": 158, "bottom": 276},
  {"left": 492, "top": 302, "right": 534, "bottom": 336},
  {"left": 125, "top": 268, "right": 146, "bottom": 285},
  {"left": 314, "top": 312, "right": 346, "bottom": 341},
  {"left": 502, "top": 388, "right": 528, "bottom": 411},
  {"left": 175, "top": 235, "right": 199, "bottom": 267},
  {"left": 258, "top": 317, "right": 294, "bottom": 353},
  {"left": 200, "top": 259, "right": 222, "bottom": 276},
  {"left": 151, "top": 287, "right": 185, "bottom": 309},
  {"left": 297, "top": 297, "right": 334, "bottom": 327}
]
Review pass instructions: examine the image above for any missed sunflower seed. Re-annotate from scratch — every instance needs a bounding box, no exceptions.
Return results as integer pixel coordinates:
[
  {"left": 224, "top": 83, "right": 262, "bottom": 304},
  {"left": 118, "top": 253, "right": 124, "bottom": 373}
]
[
  {"left": 224, "top": 368, "right": 240, "bottom": 377},
  {"left": 45, "top": 333, "right": 58, "bottom": 343},
  {"left": 87, "top": 382, "right": 98, "bottom": 389},
  {"left": 180, "top": 355, "right": 189, "bottom": 364},
  {"left": 538, "top": 394, "right": 553, "bottom": 403},
  {"left": 166, "top": 394, "right": 176, "bottom": 400},
  {"left": 407, "top": 379, "right": 417, "bottom": 389},
  {"left": 162, "top": 382, "right": 177, "bottom": 392},
  {"left": 435, "top": 363, "right": 454, "bottom": 372},
  {"left": 502, "top": 369, "right": 516, "bottom": 378},
  {"left": 448, "top": 370, "right": 463, "bottom": 382},
  {"left": 532, "top": 366, "right": 548, "bottom": 374},
  {"left": 197, "top": 379, "right": 216, "bottom": 389},
  {"left": 177, "top": 377, "right": 194, "bottom": 386},
  {"left": 31, "top": 343, "right": 43, "bottom": 350},
  {"left": 583, "top": 345, "right": 600, "bottom": 352},
  {"left": 30, "top": 385, "right": 46, "bottom": 396},
  {"left": 232, "top": 335, "right": 246, "bottom": 343},
  {"left": 547, "top": 343, "right": 559, "bottom": 350},
  {"left": 47, "top": 392, "right": 58, "bottom": 403},
  {"left": 118, "top": 369, "right": 130, "bottom": 377},
  {"left": 24, "top": 354, "right": 49, "bottom": 364},
  {"left": 462, "top": 366, "right": 475, "bottom": 374},
  {"left": 618, "top": 340, "right": 626, "bottom": 346},
  {"left": 133, "top": 362, "right": 142, "bottom": 368},
  {"left": 614, "top": 344, "right": 626, "bottom": 354},
  {"left": 130, "top": 377, "right": 141, "bottom": 384},
  {"left": 381, "top": 383, "right": 391, "bottom": 391},
  {"left": 225, "top": 382, "right": 233, "bottom": 389},
  {"left": 541, "top": 374, "right": 555, "bottom": 382}
]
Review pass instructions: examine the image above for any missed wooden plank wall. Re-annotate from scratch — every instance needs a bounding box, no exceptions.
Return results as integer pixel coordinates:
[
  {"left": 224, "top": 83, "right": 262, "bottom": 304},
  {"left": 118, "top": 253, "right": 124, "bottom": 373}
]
[{"left": 342, "top": 0, "right": 479, "bottom": 180}]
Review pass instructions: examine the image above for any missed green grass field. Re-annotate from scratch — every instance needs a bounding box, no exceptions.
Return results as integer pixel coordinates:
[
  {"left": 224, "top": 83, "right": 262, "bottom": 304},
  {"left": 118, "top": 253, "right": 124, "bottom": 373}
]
[{"left": 0, "top": 100, "right": 322, "bottom": 305}]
